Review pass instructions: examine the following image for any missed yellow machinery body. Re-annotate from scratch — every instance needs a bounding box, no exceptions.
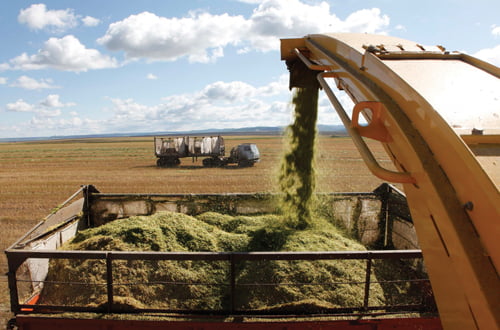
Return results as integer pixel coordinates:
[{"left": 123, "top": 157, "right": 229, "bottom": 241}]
[{"left": 281, "top": 33, "right": 499, "bottom": 329}]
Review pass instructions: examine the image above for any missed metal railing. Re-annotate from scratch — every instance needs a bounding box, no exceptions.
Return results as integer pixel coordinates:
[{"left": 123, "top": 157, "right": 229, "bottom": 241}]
[{"left": 6, "top": 249, "right": 434, "bottom": 316}]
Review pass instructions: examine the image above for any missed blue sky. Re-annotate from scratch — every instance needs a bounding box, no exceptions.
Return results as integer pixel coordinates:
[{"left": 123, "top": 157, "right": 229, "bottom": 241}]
[{"left": 1, "top": 0, "right": 499, "bottom": 138}]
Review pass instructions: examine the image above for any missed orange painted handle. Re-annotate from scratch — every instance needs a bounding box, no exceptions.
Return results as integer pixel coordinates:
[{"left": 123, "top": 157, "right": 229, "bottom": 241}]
[{"left": 352, "top": 101, "right": 391, "bottom": 143}]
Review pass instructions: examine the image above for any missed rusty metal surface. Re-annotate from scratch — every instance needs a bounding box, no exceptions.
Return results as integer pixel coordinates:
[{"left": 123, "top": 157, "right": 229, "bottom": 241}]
[{"left": 14, "top": 316, "right": 443, "bottom": 330}]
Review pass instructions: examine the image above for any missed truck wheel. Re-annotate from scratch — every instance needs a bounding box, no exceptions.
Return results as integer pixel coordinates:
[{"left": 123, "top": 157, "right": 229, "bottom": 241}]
[
  {"left": 158, "top": 158, "right": 180, "bottom": 167},
  {"left": 167, "top": 158, "right": 180, "bottom": 167},
  {"left": 238, "top": 161, "right": 255, "bottom": 167}
]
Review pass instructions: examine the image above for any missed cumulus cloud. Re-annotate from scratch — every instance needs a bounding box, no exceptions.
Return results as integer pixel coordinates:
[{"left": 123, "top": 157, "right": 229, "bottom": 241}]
[
  {"left": 10, "top": 75, "right": 59, "bottom": 90},
  {"left": 4, "top": 35, "right": 118, "bottom": 72},
  {"left": 0, "top": 77, "right": 7, "bottom": 84},
  {"left": 343, "top": 8, "right": 389, "bottom": 33},
  {"left": 18, "top": 3, "right": 78, "bottom": 32},
  {"left": 103, "top": 75, "right": 298, "bottom": 132},
  {"left": 4, "top": 75, "right": 294, "bottom": 138},
  {"left": 82, "top": 16, "right": 100, "bottom": 27},
  {"left": 6, "top": 99, "right": 35, "bottom": 112},
  {"left": 40, "top": 94, "right": 76, "bottom": 108},
  {"left": 3, "top": 74, "right": 344, "bottom": 138},
  {"left": 474, "top": 45, "right": 500, "bottom": 66},
  {"left": 200, "top": 81, "right": 256, "bottom": 101},
  {"left": 98, "top": 0, "right": 389, "bottom": 62},
  {"left": 5, "top": 94, "right": 75, "bottom": 114},
  {"left": 492, "top": 24, "right": 500, "bottom": 37},
  {"left": 8, "top": 1, "right": 391, "bottom": 71},
  {"left": 18, "top": 4, "right": 101, "bottom": 32},
  {"left": 97, "top": 11, "right": 247, "bottom": 63},
  {"left": 108, "top": 97, "right": 158, "bottom": 121},
  {"left": 147, "top": 73, "right": 158, "bottom": 80}
]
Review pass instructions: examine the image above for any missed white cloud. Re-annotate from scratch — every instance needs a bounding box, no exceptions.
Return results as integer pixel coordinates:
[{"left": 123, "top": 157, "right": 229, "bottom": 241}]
[
  {"left": 0, "top": 77, "right": 7, "bottom": 84},
  {"left": 18, "top": 4, "right": 100, "bottom": 32},
  {"left": 242, "top": 0, "right": 337, "bottom": 52},
  {"left": 256, "top": 74, "right": 289, "bottom": 96},
  {"left": 492, "top": 25, "right": 500, "bottom": 37},
  {"left": 2, "top": 74, "right": 344, "bottom": 138},
  {"left": 6, "top": 99, "right": 35, "bottom": 112},
  {"left": 98, "top": 11, "right": 247, "bottom": 63},
  {"left": 103, "top": 76, "right": 297, "bottom": 132},
  {"left": 108, "top": 98, "right": 158, "bottom": 121},
  {"left": 82, "top": 16, "right": 100, "bottom": 27},
  {"left": 395, "top": 24, "right": 406, "bottom": 32},
  {"left": 4, "top": 35, "right": 118, "bottom": 72},
  {"left": 98, "top": 0, "right": 389, "bottom": 62},
  {"left": 147, "top": 73, "right": 158, "bottom": 80},
  {"left": 200, "top": 81, "right": 256, "bottom": 101},
  {"left": 10, "top": 75, "right": 59, "bottom": 90},
  {"left": 5, "top": 94, "right": 75, "bottom": 114},
  {"left": 28, "top": 116, "right": 98, "bottom": 135},
  {"left": 40, "top": 94, "right": 76, "bottom": 108},
  {"left": 342, "top": 8, "right": 389, "bottom": 33},
  {"left": 18, "top": 3, "right": 78, "bottom": 32},
  {"left": 237, "top": 0, "right": 264, "bottom": 3},
  {"left": 474, "top": 45, "right": 500, "bottom": 66},
  {"left": 38, "top": 108, "right": 62, "bottom": 117}
]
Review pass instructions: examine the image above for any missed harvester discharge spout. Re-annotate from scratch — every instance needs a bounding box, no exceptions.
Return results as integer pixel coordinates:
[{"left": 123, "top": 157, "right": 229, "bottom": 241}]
[{"left": 286, "top": 56, "right": 322, "bottom": 90}]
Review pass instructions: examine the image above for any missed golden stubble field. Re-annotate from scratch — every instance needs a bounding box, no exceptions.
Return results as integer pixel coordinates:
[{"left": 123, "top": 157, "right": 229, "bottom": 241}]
[{"left": 0, "top": 134, "right": 394, "bottom": 325}]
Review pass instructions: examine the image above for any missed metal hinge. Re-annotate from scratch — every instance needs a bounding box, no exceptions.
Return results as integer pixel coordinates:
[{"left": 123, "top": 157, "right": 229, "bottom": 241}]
[{"left": 363, "top": 43, "right": 450, "bottom": 55}]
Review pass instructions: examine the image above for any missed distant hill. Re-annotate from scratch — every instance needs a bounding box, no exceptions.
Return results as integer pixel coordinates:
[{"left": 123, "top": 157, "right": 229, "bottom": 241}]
[{"left": 0, "top": 125, "right": 347, "bottom": 142}]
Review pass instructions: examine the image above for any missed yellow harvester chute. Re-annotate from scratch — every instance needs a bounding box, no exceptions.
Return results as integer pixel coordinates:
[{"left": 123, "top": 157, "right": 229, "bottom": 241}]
[{"left": 281, "top": 33, "right": 499, "bottom": 330}]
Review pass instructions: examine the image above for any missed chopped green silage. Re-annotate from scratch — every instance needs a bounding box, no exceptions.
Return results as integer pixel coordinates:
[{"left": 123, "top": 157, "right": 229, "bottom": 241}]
[
  {"left": 279, "top": 86, "right": 319, "bottom": 230},
  {"left": 39, "top": 211, "right": 389, "bottom": 312}
]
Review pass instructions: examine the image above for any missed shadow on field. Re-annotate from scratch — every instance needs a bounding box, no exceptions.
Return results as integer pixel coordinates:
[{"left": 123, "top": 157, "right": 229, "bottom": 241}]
[
  {"left": 132, "top": 164, "right": 158, "bottom": 169},
  {"left": 162, "top": 165, "right": 252, "bottom": 170},
  {"left": 131, "top": 164, "right": 253, "bottom": 170}
]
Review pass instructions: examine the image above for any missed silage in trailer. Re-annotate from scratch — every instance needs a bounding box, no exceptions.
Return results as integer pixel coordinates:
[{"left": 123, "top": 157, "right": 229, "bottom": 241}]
[{"left": 38, "top": 211, "right": 391, "bottom": 311}]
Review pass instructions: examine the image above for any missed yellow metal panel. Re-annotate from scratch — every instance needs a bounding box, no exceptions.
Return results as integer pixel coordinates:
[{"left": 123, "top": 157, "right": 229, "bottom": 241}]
[
  {"left": 383, "top": 59, "right": 500, "bottom": 134},
  {"left": 281, "top": 33, "right": 500, "bottom": 329}
]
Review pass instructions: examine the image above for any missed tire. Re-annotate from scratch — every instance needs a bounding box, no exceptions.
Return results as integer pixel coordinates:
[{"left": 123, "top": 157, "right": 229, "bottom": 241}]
[
  {"left": 158, "top": 157, "right": 179, "bottom": 167},
  {"left": 238, "top": 160, "right": 255, "bottom": 167}
]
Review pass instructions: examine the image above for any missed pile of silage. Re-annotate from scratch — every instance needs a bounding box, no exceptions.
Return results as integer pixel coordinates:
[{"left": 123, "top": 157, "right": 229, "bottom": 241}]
[{"left": 38, "top": 211, "right": 387, "bottom": 311}]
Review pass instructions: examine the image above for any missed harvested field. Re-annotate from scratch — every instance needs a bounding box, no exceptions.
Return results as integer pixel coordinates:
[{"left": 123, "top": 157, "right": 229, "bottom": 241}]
[{"left": 0, "top": 135, "right": 395, "bottom": 325}]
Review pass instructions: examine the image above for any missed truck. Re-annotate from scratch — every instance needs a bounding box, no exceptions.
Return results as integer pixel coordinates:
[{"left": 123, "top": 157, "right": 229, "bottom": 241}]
[{"left": 154, "top": 136, "right": 260, "bottom": 167}]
